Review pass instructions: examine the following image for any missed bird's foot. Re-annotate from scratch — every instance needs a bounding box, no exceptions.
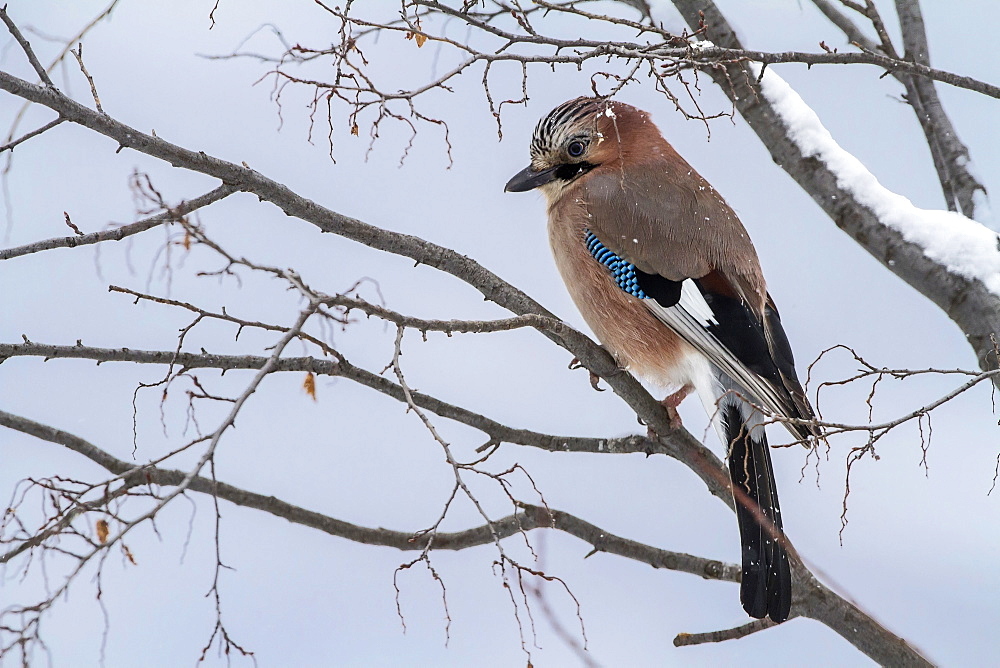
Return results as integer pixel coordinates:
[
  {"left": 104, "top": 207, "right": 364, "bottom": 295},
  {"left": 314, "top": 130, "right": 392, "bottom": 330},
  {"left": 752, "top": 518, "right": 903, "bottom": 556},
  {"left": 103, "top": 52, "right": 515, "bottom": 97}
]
[
  {"left": 664, "top": 404, "right": 683, "bottom": 427},
  {"left": 661, "top": 384, "right": 693, "bottom": 410},
  {"left": 646, "top": 406, "right": 685, "bottom": 441},
  {"left": 589, "top": 370, "right": 603, "bottom": 391},
  {"left": 659, "top": 385, "right": 693, "bottom": 430}
]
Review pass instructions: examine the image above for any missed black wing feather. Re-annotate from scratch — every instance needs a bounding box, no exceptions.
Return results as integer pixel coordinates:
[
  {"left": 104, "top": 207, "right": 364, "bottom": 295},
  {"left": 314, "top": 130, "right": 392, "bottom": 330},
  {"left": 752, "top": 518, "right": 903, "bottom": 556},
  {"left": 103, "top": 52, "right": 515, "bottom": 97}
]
[
  {"left": 635, "top": 268, "right": 682, "bottom": 307},
  {"left": 699, "top": 287, "right": 784, "bottom": 387}
]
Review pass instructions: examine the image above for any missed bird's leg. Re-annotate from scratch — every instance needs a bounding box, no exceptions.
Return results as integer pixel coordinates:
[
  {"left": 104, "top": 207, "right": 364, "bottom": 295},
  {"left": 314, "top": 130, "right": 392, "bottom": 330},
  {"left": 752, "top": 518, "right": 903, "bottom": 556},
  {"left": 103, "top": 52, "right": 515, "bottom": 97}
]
[
  {"left": 660, "top": 384, "right": 693, "bottom": 428},
  {"left": 646, "top": 384, "right": 694, "bottom": 439},
  {"left": 568, "top": 356, "right": 604, "bottom": 392}
]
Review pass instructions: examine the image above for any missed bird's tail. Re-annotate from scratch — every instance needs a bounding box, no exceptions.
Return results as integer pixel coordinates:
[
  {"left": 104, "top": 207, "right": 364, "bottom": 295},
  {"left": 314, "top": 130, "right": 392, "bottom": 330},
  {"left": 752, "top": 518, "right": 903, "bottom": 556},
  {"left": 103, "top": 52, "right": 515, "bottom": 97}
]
[{"left": 696, "top": 372, "right": 792, "bottom": 623}]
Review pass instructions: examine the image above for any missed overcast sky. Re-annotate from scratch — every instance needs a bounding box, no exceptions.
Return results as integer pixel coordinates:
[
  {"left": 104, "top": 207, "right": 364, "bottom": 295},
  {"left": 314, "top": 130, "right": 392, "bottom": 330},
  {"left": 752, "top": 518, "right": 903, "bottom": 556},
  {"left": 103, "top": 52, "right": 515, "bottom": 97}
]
[{"left": 2, "top": 1, "right": 999, "bottom": 666}]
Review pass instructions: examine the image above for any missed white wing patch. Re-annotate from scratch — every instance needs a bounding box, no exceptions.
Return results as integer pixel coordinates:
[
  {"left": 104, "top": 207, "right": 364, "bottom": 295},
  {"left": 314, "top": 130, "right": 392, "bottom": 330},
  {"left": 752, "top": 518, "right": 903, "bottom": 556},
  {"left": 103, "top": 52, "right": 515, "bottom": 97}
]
[
  {"left": 642, "top": 289, "right": 797, "bottom": 435},
  {"left": 679, "top": 279, "right": 718, "bottom": 326}
]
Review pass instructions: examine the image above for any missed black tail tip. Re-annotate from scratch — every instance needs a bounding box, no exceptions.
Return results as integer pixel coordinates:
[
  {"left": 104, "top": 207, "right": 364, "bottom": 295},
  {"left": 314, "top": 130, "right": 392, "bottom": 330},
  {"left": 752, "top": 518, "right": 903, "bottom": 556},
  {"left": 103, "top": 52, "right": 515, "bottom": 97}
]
[{"left": 741, "top": 558, "right": 791, "bottom": 623}]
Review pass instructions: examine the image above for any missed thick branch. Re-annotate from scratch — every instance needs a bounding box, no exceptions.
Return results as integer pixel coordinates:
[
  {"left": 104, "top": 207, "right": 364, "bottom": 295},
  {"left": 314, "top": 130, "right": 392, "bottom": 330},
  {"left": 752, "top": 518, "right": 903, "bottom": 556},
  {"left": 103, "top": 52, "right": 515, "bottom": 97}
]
[
  {"left": 0, "top": 409, "right": 737, "bottom": 581},
  {"left": 811, "top": 0, "right": 985, "bottom": 218},
  {"left": 671, "top": 0, "right": 1000, "bottom": 383},
  {"left": 0, "top": 340, "right": 734, "bottom": 505},
  {"left": 892, "top": 0, "right": 984, "bottom": 217}
]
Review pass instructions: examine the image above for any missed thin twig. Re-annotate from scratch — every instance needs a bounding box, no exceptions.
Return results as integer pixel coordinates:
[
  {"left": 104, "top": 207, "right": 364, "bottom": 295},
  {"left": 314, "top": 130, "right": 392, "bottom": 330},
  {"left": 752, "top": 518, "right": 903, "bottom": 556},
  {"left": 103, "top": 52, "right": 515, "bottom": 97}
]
[
  {"left": 0, "top": 183, "right": 236, "bottom": 260},
  {"left": 69, "top": 44, "right": 104, "bottom": 113},
  {"left": 0, "top": 117, "right": 63, "bottom": 153},
  {"left": 674, "top": 618, "right": 776, "bottom": 646},
  {"left": 0, "top": 6, "right": 54, "bottom": 86}
]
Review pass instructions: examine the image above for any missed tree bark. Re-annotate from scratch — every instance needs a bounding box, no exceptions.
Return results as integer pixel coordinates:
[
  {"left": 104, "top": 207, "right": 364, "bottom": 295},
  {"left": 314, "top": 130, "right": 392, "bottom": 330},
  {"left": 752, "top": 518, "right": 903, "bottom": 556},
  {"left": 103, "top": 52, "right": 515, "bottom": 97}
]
[{"left": 670, "top": 0, "right": 1000, "bottom": 378}]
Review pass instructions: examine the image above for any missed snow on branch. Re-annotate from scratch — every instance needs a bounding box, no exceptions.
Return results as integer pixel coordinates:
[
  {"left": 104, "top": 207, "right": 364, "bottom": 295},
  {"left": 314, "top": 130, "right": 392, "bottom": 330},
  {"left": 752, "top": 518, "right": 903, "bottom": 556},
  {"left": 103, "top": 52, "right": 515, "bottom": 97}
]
[{"left": 755, "top": 65, "right": 1000, "bottom": 296}]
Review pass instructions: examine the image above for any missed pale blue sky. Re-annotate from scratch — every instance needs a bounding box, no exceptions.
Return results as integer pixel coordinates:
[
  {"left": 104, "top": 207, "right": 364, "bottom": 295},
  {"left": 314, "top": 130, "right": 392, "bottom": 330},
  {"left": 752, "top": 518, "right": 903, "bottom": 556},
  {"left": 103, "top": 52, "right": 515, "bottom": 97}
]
[{"left": 2, "top": 1, "right": 998, "bottom": 665}]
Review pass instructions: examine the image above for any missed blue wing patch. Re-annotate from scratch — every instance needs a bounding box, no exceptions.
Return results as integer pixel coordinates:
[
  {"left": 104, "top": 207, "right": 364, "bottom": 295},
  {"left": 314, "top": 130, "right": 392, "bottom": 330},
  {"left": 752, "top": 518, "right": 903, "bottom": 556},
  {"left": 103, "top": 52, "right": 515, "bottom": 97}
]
[{"left": 584, "top": 229, "right": 648, "bottom": 298}]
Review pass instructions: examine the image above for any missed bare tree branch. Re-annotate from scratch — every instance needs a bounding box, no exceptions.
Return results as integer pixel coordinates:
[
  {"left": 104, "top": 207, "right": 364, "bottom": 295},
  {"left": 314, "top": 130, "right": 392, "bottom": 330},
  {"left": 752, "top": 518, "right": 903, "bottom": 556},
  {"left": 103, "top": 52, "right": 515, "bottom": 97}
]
[
  {"left": 0, "top": 183, "right": 236, "bottom": 260},
  {"left": 674, "top": 618, "right": 775, "bottom": 646},
  {"left": 0, "top": 406, "right": 930, "bottom": 662},
  {"left": 0, "top": 116, "right": 63, "bottom": 153},
  {"left": 669, "top": 0, "right": 1000, "bottom": 382},
  {"left": 704, "top": 47, "right": 1000, "bottom": 98},
  {"left": 0, "top": 340, "right": 725, "bottom": 488},
  {"left": 892, "top": 0, "right": 985, "bottom": 217},
  {"left": 811, "top": 0, "right": 879, "bottom": 49},
  {"left": 69, "top": 43, "right": 104, "bottom": 114},
  {"left": 0, "top": 7, "right": 53, "bottom": 87},
  {"left": 811, "top": 0, "right": 986, "bottom": 218},
  {"left": 0, "top": 407, "right": 738, "bottom": 580},
  {"left": 0, "top": 302, "right": 315, "bottom": 661},
  {"left": 1, "top": 0, "right": 121, "bottom": 146}
]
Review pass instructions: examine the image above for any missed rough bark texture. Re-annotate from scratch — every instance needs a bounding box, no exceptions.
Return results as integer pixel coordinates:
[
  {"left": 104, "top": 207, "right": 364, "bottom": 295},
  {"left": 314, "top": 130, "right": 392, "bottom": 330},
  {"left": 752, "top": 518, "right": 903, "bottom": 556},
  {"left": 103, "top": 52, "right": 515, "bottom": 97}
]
[
  {"left": 671, "top": 0, "right": 1000, "bottom": 382},
  {"left": 810, "top": 0, "right": 985, "bottom": 218}
]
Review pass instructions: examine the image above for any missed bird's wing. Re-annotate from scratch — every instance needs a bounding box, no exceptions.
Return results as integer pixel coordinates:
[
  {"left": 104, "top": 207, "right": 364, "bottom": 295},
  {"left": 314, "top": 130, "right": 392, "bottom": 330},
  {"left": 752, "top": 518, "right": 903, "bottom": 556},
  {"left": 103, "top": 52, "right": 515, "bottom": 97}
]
[
  {"left": 762, "top": 294, "right": 818, "bottom": 435},
  {"left": 582, "top": 163, "right": 765, "bottom": 304},
  {"left": 581, "top": 166, "right": 815, "bottom": 439},
  {"left": 635, "top": 266, "right": 811, "bottom": 439}
]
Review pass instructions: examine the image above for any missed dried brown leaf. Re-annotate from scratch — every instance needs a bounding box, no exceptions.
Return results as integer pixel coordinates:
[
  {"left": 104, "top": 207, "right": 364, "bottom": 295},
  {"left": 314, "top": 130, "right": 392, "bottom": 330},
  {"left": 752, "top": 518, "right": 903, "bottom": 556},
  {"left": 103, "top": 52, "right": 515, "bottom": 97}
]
[{"left": 303, "top": 371, "right": 317, "bottom": 401}]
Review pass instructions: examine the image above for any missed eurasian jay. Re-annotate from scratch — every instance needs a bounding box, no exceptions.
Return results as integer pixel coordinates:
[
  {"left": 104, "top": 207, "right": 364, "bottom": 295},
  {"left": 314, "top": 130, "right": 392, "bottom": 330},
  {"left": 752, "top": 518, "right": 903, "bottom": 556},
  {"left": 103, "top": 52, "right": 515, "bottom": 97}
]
[{"left": 505, "top": 97, "right": 820, "bottom": 624}]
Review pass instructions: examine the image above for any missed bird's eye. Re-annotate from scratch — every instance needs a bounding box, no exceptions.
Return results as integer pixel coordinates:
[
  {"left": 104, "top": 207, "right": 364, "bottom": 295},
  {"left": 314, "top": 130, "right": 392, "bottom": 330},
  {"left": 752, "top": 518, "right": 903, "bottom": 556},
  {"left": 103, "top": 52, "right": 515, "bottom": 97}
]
[{"left": 567, "top": 140, "right": 586, "bottom": 158}]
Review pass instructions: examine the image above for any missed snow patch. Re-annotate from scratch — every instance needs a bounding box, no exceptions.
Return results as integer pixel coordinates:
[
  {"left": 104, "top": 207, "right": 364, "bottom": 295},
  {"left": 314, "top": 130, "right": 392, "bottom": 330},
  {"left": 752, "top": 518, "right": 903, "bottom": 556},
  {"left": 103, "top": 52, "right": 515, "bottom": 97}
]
[{"left": 752, "top": 64, "right": 1000, "bottom": 295}]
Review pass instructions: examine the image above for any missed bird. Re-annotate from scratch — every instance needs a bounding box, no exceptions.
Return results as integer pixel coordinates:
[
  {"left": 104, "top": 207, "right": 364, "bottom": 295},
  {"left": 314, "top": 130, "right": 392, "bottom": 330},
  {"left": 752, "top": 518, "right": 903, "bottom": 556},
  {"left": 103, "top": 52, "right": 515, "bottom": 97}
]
[{"left": 505, "top": 96, "right": 820, "bottom": 624}]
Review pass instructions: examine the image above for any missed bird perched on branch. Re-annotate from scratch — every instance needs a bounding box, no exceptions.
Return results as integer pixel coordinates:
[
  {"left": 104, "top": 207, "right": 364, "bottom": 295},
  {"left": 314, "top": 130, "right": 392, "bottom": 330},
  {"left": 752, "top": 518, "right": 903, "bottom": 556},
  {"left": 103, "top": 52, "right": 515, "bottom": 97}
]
[{"left": 505, "top": 96, "right": 820, "bottom": 624}]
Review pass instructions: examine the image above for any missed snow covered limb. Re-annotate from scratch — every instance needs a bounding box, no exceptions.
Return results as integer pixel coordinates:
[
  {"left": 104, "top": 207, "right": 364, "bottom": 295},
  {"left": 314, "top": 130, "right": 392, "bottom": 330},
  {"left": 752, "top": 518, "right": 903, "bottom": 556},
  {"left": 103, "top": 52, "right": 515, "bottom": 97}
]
[
  {"left": 671, "top": 0, "right": 1000, "bottom": 379},
  {"left": 809, "top": 0, "right": 985, "bottom": 218}
]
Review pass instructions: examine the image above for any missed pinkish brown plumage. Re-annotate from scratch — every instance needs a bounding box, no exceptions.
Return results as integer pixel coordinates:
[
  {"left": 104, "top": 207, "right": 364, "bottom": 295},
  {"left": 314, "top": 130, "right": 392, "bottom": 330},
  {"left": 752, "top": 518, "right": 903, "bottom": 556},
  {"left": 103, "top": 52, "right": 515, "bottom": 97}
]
[
  {"left": 507, "top": 96, "right": 821, "bottom": 623},
  {"left": 546, "top": 184, "right": 696, "bottom": 385}
]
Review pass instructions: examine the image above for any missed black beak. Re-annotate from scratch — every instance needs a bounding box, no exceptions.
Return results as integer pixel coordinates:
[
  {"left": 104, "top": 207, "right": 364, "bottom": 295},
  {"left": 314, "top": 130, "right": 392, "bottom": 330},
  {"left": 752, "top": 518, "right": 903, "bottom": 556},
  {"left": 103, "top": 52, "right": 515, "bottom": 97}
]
[{"left": 504, "top": 164, "right": 559, "bottom": 192}]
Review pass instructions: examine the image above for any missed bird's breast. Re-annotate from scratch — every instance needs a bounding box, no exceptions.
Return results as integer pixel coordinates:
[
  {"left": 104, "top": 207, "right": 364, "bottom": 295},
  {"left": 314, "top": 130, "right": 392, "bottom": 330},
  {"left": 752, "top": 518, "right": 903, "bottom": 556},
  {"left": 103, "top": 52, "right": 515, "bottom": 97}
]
[{"left": 546, "top": 195, "right": 698, "bottom": 389}]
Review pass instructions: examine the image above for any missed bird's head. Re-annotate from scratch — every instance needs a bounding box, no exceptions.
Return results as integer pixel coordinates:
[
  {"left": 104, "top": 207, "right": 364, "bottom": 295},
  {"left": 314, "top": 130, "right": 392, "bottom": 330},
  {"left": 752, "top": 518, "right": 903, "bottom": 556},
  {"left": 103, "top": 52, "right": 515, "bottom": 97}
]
[{"left": 505, "top": 96, "right": 650, "bottom": 198}]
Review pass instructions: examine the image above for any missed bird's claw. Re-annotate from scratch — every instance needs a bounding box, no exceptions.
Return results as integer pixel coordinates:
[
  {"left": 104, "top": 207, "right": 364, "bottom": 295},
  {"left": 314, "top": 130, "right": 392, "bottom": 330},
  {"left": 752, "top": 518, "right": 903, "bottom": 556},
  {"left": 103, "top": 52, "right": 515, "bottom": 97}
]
[
  {"left": 569, "top": 356, "right": 604, "bottom": 391},
  {"left": 589, "top": 370, "right": 604, "bottom": 391},
  {"left": 661, "top": 384, "right": 693, "bottom": 410}
]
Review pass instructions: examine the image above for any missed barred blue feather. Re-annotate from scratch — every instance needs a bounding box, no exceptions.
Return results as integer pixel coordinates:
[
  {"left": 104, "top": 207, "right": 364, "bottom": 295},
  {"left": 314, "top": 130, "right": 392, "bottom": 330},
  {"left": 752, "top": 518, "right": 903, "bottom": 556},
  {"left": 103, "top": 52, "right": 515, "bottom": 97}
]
[{"left": 584, "top": 230, "right": 648, "bottom": 299}]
